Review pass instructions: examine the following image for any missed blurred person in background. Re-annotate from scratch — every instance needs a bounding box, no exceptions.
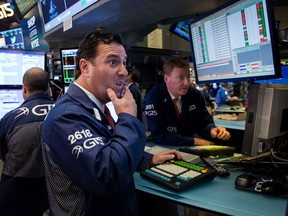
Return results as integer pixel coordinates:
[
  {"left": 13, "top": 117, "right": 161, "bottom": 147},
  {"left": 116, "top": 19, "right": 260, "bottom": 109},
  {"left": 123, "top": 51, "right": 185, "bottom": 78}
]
[
  {"left": 125, "top": 65, "right": 143, "bottom": 121},
  {"left": 145, "top": 57, "right": 231, "bottom": 147}
]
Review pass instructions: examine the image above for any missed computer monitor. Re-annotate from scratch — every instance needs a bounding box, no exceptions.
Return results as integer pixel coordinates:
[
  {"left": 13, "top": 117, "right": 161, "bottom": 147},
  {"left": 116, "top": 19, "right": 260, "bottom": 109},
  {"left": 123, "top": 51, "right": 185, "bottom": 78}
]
[
  {"left": 12, "top": 0, "right": 38, "bottom": 18},
  {"left": 39, "top": 0, "right": 100, "bottom": 33},
  {"left": 189, "top": 0, "right": 281, "bottom": 84},
  {"left": 242, "top": 83, "right": 288, "bottom": 156},
  {"left": 0, "top": 27, "right": 25, "bottom": 49},
  {"left": 0, "top": 88, "right": 24, "bottom": 119},
  {"left": 60, "top": 48, "right": 78, "bottom": 84},
  {"left": 0, "top": 49, "right": 46, "bottom": 86},
  {"left": 169, "top": 20, "right": 191, "bottom": 41}
]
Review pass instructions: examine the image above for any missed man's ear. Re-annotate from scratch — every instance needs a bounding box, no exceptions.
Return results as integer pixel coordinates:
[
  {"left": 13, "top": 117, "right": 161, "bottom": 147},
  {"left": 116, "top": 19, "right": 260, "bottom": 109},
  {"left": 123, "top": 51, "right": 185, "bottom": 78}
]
[
  {"left": 22, "top": 85, "right": 27, "bottom": 94},
  {"left": 22, "top": 85, "right": 28, "bottom": 99},
  {"left": 79, "top": 59, "right": 90, "bottom": 77},
  {"left": 164, "top": 74, "right": 169, "bottom": 83}
]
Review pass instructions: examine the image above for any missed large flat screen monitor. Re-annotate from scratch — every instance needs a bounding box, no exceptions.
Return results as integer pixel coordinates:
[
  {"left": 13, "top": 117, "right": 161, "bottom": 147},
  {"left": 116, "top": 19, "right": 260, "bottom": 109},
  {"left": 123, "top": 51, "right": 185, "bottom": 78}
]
[
  {"left": 12, "top": 0, "right": 38, "bottom": 18},
  {"left": 60, "top": 48, "right": 78, "bottom": 84},
  {"left": 169, "top": 20, "right": 191, "bottom": 41},
  {"left": 39, "top": 0, "right": 100, "bottom": 33},
  {"left": 0, "top": 49, "right": 46, "bottom": 86},
  {"left": 189, "top": 0, "right": 281, "bottom": 84},
  {"left": 0, "top": 88, "right": 24, "bottom": 120},
  {"left": 0, "top": 27, "right": 24, "bottom": 49}
]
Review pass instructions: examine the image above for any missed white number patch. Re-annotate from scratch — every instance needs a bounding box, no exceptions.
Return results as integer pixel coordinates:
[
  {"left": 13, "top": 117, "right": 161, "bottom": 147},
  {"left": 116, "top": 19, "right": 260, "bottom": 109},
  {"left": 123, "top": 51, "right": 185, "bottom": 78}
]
[
  {"left": 68, "top": 129, "right": 93, "bottom": 145},
  {"left": 145, "top": 104, "right": 154, "bottom": 110}
]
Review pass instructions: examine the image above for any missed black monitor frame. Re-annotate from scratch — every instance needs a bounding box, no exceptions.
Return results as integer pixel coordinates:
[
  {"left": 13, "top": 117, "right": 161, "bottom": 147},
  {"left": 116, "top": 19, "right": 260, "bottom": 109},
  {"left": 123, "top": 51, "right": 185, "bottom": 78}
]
[{"left": 188, "top": 0, "right": 282, "bottom": 84}]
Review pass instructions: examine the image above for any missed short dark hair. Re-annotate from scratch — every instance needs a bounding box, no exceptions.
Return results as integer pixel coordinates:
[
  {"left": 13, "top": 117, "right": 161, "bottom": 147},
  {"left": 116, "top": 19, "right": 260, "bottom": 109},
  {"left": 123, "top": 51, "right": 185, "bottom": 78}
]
[
  {"left": 75, "top": 32, "right": 123, "bottom": 79},
  {"left": 163, "top": 57, "right": 189, "bottom": 76},
  {"left": 23, "top": 67, "right": 49, "bottom": 93}
]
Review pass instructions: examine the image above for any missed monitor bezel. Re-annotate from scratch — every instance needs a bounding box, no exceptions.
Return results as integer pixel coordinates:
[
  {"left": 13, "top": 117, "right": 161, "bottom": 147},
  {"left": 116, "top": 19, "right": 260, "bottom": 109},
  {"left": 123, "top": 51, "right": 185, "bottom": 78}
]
[{"left": 188, "top": 0, "right": 282, "bottom": 84}]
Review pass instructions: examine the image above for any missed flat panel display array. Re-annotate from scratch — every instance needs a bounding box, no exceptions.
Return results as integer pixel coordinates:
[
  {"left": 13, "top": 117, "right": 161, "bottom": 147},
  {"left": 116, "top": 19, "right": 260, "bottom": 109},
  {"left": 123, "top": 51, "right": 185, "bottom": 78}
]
[{"left": 189, "top": 0, "right": 281, "bottom": 84}]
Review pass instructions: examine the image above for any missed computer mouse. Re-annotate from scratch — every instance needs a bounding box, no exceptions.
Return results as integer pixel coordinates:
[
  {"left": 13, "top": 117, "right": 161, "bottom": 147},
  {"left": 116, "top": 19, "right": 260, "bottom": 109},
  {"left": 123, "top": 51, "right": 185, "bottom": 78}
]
[
  {"left": 235, "top": 173, "right": 257, "bottom": 188},
  {"left": 261, "top": 182, "right": 287, "bottom": 195}
]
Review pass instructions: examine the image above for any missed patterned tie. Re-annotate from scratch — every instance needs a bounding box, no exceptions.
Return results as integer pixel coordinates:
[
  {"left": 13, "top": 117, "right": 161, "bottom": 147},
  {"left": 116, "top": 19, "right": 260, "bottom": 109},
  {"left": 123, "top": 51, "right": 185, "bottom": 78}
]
[
  {"left": 173, "top": 98, "right": 180, "bottom": 119},
  {"left": 105, "top": 106, "right": 115, "bottom": 128}
]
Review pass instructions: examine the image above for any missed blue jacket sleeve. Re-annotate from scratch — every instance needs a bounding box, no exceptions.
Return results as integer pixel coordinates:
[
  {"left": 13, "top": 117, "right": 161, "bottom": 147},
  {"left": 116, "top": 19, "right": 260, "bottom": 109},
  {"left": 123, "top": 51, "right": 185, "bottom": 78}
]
[{"left": 43, "top": 106, "right": 146, "bottom": 196}]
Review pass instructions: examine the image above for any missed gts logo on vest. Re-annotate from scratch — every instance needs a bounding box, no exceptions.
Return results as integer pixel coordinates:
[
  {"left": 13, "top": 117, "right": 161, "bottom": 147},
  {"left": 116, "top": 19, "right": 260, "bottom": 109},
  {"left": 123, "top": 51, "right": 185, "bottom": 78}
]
[
  {"left": 32, "top": 104, "right": 54, "bottom": 116},
  {"left": 145, "top": 110, "right": 157, "bottom": 116},
  {"left": 167, "top": 126, "right": 177, "bottom": 132},
  {"left": 13, "top": 104, "right": 53, "bottom": 118},
  {"left": 72, "top": 137, "right": 104, "bottom": 158},
  {"left": 68, "top": 129, "right": 105, "bottom": 158}
]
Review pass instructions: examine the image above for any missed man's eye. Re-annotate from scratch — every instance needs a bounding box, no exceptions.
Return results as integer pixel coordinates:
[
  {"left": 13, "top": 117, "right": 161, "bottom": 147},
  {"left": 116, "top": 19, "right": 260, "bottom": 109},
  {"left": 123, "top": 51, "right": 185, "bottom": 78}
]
[{"left": 110, "top": 60, "right": 117, "bottom": 66}]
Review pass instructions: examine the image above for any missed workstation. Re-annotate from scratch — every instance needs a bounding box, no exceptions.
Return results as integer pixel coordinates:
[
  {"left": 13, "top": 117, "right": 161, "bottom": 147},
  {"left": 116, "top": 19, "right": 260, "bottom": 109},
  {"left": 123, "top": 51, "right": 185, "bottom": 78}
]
[
  {"left": 134, "top": 170, "right": 288, "bottom": 216},
  {"left": 1, "top": 0, "right": 288, "bottom": 215}
]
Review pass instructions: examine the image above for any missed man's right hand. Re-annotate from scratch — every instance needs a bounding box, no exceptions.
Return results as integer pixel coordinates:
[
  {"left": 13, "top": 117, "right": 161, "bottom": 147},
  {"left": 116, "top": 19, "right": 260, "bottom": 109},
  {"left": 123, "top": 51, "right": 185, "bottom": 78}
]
[
  {"left": 107, "top": 86, "right": 137, "bottom": 117},
  {"left": 151, "top": 149, "right": 184, "bottom": 165}
]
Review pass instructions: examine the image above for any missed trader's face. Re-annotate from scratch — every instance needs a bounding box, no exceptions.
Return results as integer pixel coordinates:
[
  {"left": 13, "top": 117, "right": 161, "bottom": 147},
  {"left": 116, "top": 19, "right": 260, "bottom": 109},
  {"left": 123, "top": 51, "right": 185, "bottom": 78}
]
[
  {"left": 81, "top": 42, "right": 127, "bottom": 103},
  {"left": 164, "top": 67, "right": 190, "bottom": 97}
]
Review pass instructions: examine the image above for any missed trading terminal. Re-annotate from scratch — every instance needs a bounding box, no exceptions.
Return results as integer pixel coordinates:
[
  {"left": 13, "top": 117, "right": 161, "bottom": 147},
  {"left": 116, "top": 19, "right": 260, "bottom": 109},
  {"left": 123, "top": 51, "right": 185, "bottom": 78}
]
[{"left": 0, "top": 0, "right": 288, "bottom": 215}]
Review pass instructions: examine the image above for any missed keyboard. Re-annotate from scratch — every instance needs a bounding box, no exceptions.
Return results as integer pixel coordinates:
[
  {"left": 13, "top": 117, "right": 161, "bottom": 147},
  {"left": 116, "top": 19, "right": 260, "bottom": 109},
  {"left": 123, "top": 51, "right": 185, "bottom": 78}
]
[
  {"left": 179, "top": 145, "right": 235, "bottom": 157},
  {"left": 145, "top": 145, "right": 201, "bottom": 164},
  {"left": 140, "top": 159, "right": 217, "bottom": 191}
]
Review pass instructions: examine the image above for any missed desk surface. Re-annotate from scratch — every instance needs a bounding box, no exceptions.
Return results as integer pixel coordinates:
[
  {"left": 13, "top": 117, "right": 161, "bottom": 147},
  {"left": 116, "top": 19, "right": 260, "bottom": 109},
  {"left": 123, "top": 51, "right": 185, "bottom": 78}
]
[
  {"left": 210, "top": 97, "right": 245, "bottom": 102},
  {"left": 134, "top": 170, "right": 287, "bottom": 216},
  {"left": 214, "top": 119, "right": 246, "bottom": 130},
  {"left": 215, "top": 107, "right": 246, "bottom": 113}
]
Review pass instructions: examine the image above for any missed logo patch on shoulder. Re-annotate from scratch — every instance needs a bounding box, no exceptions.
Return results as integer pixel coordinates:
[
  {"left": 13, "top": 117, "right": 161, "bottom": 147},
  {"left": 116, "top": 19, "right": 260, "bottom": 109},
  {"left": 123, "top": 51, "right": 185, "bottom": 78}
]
[{"left": 188, "top": 105, "right": 196, "bottom": 111}]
